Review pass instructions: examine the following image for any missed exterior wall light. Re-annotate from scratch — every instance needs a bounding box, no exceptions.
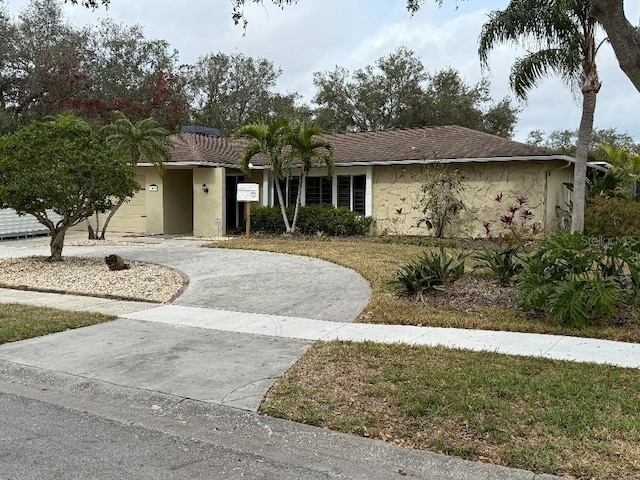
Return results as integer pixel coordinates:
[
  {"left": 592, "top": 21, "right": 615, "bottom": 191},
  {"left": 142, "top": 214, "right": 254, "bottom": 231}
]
[{"left": 202, "top": 183, "right": 209, "bottom": 193}]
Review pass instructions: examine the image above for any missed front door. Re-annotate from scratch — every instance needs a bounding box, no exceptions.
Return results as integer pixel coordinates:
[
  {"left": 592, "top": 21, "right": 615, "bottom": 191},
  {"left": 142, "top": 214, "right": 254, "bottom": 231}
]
[{"left": 225, "top": 175, "right": 245, "bottom": 233}]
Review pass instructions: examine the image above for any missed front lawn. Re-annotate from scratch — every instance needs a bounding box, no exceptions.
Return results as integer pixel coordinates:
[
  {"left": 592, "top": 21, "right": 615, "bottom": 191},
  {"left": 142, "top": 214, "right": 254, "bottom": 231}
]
[{"left": 261, "top": 341, "right": 640, "bottom": 480}]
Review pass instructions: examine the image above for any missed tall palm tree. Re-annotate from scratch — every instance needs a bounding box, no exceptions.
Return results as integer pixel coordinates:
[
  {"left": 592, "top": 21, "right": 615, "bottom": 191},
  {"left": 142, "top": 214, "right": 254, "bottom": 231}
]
[
  {"left": 479, "top": 0, "right": 605, "bottom": 233},
  {"left": 234, "top": 117, "right": 293, "bottom": 232},
  {"left": 286, "top": 122, "right": 334, "bottom": 233},
  {"left": 91, "top": 113, "right": 170, "bottom": 239}
]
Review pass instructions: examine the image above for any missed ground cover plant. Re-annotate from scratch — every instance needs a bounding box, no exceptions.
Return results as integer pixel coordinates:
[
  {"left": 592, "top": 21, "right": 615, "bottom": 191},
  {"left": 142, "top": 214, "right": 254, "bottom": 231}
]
[
  {"left": 0, "top": 304, "right": 115, "bottom": 344},
  {"left": 260, "top": 341, "right": 640, "bottom": 480}
]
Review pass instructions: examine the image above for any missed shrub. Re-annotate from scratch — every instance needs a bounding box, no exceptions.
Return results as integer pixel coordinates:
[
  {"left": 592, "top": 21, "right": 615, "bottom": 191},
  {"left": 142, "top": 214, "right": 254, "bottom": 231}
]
[
  {"left": 484, "top": 193, "right": 542, "bottom": 242},
  {"left": 515, "top": 232, "right": 640, "bottom": 327},
  {"left": 250, "top": 206, "right": 291, "bottom": 234},
  {"left": 584, "top": 196, "right": 640, "bottom": 237},
  {"left": 248, "top": 205, "right": 373, "bottom": 236},
  {"left": 472, "top": 244, "right": 524, "bottom": 285},
  {"left": 391, "top": 248, "right": 466, "bottom": 300},
  {"left": 295, "top": 205, "right": 373, "bottom": 236},
  {"left": 415, "top": 166, "right": 465, "bottom": 238}
]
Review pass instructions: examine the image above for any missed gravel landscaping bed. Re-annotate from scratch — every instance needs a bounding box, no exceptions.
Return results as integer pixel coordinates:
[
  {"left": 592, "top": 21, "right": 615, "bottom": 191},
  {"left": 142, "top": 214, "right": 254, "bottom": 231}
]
[{"left": 0, "top": 256, "right": 187, "bottom": 303}]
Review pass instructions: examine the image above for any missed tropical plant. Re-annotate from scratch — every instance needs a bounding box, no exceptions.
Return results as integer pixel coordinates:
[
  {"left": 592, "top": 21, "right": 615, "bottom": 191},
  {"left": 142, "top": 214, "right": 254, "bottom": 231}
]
[
  {"left": 234, "top": 117, "right": 293, "bottom": 233},
  {"left": 286, "top": 122, "right": 334, "bottom": 232},
  {"left": 484, "top": 193, "right": 541, "bottom": 241},
  {"left": 472, "top": 244, "right": 524, "bottom": 285},
  {"left": 479, "top": 0, "right": 605, "bottom": 234},
  {"left": 92, "top": 113, "right": 170, "bottom": 239},
  {"left": 391, "top": 248, "right": 466, "bottom": 300},
  {"left": 515, "top": 232, "right": 640, "bottom": 327},
  {"left": 589, "top": 168, "right": 627, "bottom": 199},
  {"left": 0, "top": 112, "right": 138, "bottom": 260}
]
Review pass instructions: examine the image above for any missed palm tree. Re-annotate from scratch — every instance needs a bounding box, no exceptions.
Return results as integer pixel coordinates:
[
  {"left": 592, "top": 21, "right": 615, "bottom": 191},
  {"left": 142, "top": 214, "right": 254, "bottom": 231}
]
[
  {"left": 479, "top": 0, "right": 605, "bottom": 233},
  {"left": 286, "top": 122, "right": 334, "bottom": 233},
  {"left": 234, "top": 117, "right": 294, "bottom": 232},
  {"left": 91, "top": 113, "right": 170, "bottom": 239}
]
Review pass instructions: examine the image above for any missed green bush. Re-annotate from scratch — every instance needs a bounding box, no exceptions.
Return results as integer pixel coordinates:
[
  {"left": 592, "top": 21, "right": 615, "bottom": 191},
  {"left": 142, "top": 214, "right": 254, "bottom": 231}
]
[
  {"left": 249, "top": 204, "right": 373, "bottom": 236},
  {"left": 250, "top": 206, "right": 291, "bottom": 234},
  {"left": 515, "top": 232, "right": 640, "bottom": 327},
  {"left": 585, "top": 196, "right": 640, "bottom": 237},
  {"left": 391, "top": 248, "right": 466, "bottom": 300},
  {"left": 472, "top": 244, "right": 524, "bottom": 285},
  {"left": 296, "top": 205, "right": 373, "bottom": 236}
]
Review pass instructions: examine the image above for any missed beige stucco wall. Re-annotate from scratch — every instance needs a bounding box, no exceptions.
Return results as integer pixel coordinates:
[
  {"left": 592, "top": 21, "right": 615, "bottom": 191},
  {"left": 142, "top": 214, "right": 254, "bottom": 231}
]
[
  {"left": 372, "top": 161, "right": 573, "bottom": 238},
  {"left": 193, "top": 167, "right": 225, "bottom": 237},
  {"left": 144, "top": 168, "right": 164, "bottom": 234}
]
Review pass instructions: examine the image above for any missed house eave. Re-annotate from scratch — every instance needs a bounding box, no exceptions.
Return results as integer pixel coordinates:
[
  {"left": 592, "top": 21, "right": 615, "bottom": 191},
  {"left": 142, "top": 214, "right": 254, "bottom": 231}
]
[
  {"left": 140, "top": 155, "right": 574, "bottom": 170},
  {"left": 331, "top": 155, "right": 575, "bottom": 167}
]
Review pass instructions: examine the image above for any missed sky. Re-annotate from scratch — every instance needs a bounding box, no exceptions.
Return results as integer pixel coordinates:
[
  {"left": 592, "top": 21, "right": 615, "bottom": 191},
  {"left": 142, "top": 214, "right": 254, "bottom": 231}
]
[{"left": 5, "top": 0, "right": 640, "bottom": 143}]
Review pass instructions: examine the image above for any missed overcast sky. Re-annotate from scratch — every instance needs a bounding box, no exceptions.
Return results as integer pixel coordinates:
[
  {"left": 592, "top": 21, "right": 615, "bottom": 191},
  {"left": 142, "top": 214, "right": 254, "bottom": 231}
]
[{"left": 6, "top": 0, "right": 640, "bottom": 143}]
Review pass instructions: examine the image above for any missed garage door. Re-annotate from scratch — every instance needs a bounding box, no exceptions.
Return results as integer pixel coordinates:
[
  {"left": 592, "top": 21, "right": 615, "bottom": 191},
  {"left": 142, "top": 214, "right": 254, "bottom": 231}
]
[
  {"left": 107, "top": 175, "right": 148, "bottom": 234},
  {"left": 0, "top": 209, "right": 62, "bottom": 239}
]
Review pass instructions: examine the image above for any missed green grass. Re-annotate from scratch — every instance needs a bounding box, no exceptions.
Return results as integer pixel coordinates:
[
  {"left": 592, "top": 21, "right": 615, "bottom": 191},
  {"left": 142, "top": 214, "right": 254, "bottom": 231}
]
[
  {"left": 261, "top": 341, "right": 640, "bottom": 480},
  {"left": 0, "top": 303, "right": 115, "bottom": 344}
]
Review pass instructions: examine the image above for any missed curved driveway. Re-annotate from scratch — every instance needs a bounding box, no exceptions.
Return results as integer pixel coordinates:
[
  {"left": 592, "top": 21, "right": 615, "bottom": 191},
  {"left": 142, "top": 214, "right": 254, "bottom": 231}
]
[
  {"left": 113, "top": 242, "right": 371, "bottom": 322},
  {"left": 0, "top": 236, "right": 372, "bottom": 322}
]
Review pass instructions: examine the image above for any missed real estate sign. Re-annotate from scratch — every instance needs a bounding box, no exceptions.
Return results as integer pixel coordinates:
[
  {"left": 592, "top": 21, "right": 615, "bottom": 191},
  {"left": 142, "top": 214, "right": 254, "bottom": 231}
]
[{"left": 236, "top": 183, "right": 259, "bottom": 202}]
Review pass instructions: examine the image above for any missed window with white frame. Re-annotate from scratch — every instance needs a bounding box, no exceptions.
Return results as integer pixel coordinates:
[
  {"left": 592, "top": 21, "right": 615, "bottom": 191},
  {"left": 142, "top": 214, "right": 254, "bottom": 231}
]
[
  {"left": 270, "top": 170, "right": 369, "bottom": 216},
  {"left": 337, "top": 174, "right": 366, "bottom": 215},
  {"left": 305, "top": 177, "right": 332, "bottom": 205}
]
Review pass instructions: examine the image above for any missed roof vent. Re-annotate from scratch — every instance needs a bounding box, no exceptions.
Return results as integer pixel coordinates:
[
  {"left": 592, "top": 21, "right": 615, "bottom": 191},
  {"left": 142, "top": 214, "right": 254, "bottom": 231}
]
[{"left": 180, "top": 125, "right": 221, "bottom": 137}]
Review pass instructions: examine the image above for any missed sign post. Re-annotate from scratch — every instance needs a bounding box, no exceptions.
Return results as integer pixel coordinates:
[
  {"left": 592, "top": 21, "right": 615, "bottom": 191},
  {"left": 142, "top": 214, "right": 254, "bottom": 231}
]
[{"left": 236, "top": 183, "right": 260, "bottom": 239}]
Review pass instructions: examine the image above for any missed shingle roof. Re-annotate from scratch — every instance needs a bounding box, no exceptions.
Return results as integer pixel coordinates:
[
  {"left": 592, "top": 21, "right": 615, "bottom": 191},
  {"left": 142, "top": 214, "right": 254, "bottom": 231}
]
[
  {"left": 164, "top": 125, "right": 566, "bottom": 168},
  {"left": 168, "top": 132, "right": 245, "bottom": 166}
]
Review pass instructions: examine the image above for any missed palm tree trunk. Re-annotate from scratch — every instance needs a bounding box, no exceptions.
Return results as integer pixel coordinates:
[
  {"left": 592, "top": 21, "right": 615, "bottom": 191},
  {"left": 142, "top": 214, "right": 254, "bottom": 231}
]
[
  {"left": 291, "top": 171, "right": 305, "bottom": 234},
  {"left": 274, "top": 177, "right": 292, "bottom": 233},
  {"left": 571, "top": 89, "right": 598, "bottom": 233}
]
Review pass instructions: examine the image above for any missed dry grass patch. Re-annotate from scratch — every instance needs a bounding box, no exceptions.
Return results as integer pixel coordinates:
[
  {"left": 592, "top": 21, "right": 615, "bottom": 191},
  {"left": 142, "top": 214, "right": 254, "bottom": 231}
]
[
  {"left": 0, "top": 303, "right": 115, "bottom": 344},
  {"left": 208, "top": 237, "right": 640, "bottom": 342},
  {"left": 261, "top": 341, "right": 640, "bottom": 480}
]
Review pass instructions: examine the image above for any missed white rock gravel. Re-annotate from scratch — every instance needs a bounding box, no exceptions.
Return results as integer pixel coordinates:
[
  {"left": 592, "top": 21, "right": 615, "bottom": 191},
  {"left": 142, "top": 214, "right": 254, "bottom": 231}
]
[{"left": 0, "top": 256, "right": 186, "bottom": 303}]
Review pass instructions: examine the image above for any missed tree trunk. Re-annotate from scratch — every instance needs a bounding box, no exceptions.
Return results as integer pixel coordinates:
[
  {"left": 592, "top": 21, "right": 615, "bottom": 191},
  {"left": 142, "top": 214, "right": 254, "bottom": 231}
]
[
  {"left": 49, "top": 228, "right": 67, "bottom": 261},
  {"left": 290, "top": 171, "right": 305, "bottom": 233},
  {"left": 274, "top": 177, "right": 292, "bottom": 233},
  {"left": 87, "top": 220, "right": 96, "bottom": 240},
  {"left": 590, "top": 0, "right": 640, "bottom": 93},
  {"left": 100, "top": 197, "right": 126, "bottom": 240},
  {"left": 571, "top": 89, "right": 599, "bottom": 233}
]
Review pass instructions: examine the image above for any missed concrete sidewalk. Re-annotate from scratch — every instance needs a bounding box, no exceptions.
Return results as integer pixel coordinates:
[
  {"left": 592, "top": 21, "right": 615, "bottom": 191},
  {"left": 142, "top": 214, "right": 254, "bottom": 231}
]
[{"left": 2, "top": 288, "right": 638, "bottom": 369}]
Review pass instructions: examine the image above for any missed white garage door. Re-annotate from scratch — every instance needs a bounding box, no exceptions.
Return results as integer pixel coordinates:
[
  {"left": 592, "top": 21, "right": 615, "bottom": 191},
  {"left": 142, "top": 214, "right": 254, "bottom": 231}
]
[
  {"left": 0, "top": 209, "right": 61, "bottom": 239},
  {"left": 107, "top": 175, "right": 148, "bottom": 234}
]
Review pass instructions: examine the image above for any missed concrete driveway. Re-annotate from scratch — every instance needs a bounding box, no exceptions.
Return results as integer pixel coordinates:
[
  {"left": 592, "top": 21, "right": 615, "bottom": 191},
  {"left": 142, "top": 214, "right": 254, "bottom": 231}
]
[{"left": 0, "top": 236, "right": 372, "bottom": 411}]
